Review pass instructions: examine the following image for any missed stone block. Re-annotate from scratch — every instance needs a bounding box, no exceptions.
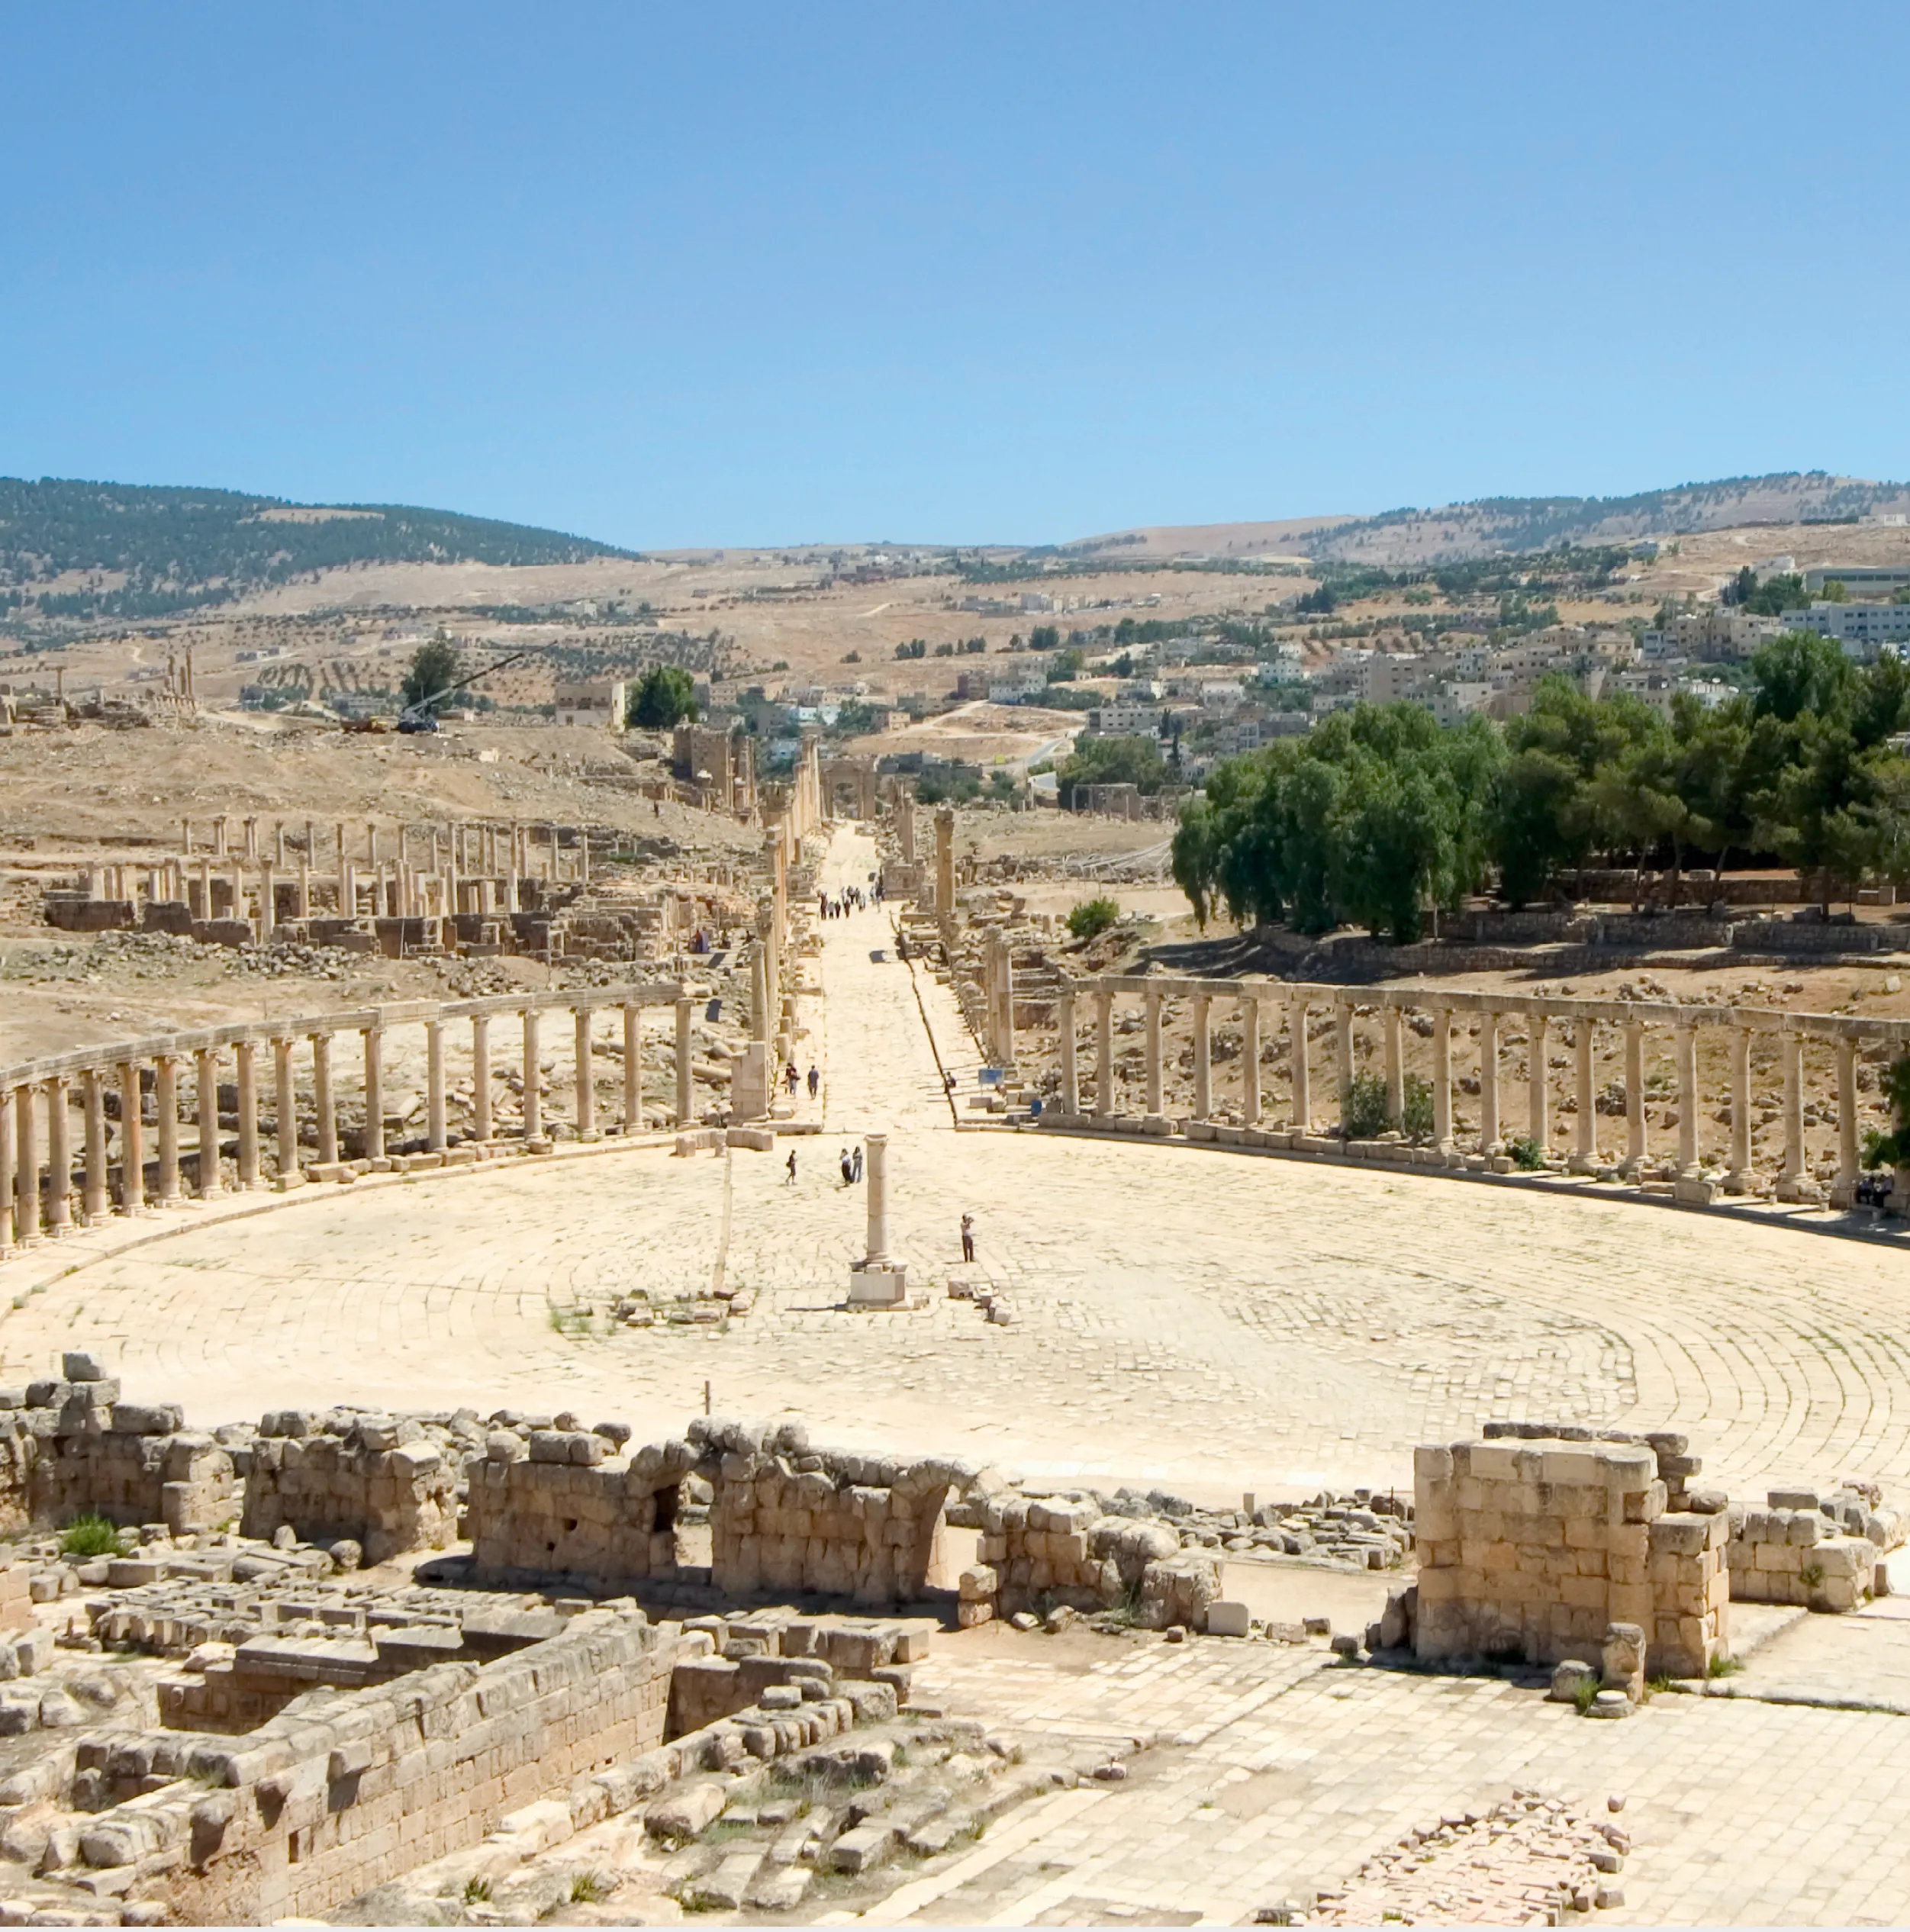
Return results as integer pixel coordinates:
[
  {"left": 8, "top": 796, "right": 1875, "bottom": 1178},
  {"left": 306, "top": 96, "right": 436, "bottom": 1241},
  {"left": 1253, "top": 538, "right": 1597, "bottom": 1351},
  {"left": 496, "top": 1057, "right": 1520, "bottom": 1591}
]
[{"left": 1204, "top": 1600, "right": 1251, "bottom": 1637}]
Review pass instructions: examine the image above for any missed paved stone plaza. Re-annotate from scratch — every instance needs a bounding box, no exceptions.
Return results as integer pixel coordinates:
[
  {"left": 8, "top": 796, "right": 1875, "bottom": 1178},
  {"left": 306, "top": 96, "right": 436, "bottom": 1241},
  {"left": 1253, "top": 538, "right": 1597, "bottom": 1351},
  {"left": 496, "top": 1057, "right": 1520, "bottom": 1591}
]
[{"left": 7, "top": 829, "right": 1910, "bottom": 1924}]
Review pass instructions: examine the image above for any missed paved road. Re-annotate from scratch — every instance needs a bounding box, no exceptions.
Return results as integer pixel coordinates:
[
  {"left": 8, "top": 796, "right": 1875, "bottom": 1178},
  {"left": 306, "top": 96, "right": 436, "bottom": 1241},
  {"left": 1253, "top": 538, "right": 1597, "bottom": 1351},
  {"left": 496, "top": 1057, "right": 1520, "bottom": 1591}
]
[{"left": 5, "top": 828, "right": 1910, "bottom": 1507}]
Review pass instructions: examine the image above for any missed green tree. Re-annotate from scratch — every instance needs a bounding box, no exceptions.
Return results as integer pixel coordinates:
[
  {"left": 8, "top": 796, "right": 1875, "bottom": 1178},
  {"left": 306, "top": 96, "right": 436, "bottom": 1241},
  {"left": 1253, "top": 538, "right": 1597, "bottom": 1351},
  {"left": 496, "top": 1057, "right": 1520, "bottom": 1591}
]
[
  {"left": 1751, "top": 630, "right": 1854, "bottom": 726},
  {"left": 1057, "top": 735, "right": 1168, "bottom": 808},
  {"left": 401, "top": 633, "right": 461, "bottom": 713},
  {"left": 1045, "top": 647, "right": 1086, "bottom": 684},
  {"left": 627, "top": 665, "right": 699, "bottom": 730}
]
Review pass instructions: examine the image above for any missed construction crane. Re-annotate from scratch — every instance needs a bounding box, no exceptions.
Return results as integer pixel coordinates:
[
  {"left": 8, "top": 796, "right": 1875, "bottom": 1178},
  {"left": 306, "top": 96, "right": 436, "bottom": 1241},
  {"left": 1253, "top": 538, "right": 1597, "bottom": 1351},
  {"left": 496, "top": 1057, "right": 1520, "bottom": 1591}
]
[{"left": 393, "top": 649, "right": 535, "bottom": 733}]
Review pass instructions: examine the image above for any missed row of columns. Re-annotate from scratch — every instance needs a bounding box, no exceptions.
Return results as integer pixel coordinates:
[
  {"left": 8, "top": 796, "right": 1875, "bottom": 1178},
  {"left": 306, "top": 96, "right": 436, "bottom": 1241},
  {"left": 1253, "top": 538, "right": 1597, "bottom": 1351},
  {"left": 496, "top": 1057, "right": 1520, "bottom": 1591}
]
[
  {"left": 1052, "top": 984, "right": 1860, "bottom": 1204},
  {"left": 0, "top": 996, "right": 699, "bottom": 1253}
]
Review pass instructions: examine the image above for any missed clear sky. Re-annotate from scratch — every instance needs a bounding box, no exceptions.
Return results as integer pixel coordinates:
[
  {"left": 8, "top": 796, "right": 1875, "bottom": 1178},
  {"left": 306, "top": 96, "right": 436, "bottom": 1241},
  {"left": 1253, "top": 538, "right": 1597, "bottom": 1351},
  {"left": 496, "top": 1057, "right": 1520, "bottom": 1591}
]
[{"left": 4, "top": 4, "right": 1908, "bottom": 549}]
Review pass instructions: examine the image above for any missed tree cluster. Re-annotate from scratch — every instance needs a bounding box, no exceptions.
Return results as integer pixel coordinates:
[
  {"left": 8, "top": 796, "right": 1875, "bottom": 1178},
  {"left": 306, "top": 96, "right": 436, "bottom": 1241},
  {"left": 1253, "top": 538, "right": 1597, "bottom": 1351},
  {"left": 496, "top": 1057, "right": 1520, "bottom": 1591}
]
[{"left": 1173, "top": 631, "right": 1910, "bottom": 942}]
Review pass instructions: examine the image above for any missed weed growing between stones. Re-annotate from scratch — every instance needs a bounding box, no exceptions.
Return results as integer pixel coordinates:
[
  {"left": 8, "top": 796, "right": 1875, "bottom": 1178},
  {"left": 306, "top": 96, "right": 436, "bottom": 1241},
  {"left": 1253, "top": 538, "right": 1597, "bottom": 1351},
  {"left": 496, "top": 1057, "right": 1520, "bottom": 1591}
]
[{"left": 58, "top": 1513, "right": 127, "bottom": 1560}]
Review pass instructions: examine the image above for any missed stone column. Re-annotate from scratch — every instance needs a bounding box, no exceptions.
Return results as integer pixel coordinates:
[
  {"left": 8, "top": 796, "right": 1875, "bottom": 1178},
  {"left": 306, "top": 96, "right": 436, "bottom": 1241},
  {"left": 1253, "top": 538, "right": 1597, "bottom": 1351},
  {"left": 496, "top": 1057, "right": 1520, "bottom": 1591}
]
[
  {"left": 0, "top": 1093, "right": 13, "bottom": 1252},
  {"left": 1725, "top": 1023, "right": 1753, "bottom": 1192},
  {"left": 152, "top": 1055, "right": 183, "bottom": 1206},
  {"left": 935, "top": 807, "right": 955, "bottom": 923},
  {"left": 82, "top": 1068, "right": 109, "bottom": 1222},
  {"left": 1289, "top": 993, "right": 1311, "bottom": 1132},
  {"left": 1334, "top": 999, "right": 1354, "bottom": 1128},
  {"left": 1241, "top": 996, "right": 1262, "bottom": 1126},
  {"left": 275, "top": 822, "right": 286, "bottom": 865},
  {"left": 1430, "top": 1005, "right": 1453, "bottom": 1154},
  {"left": 521, "top": 1009, "right": 548, "bottom": 1150},
  {"left": 196, "top": 857, "right": 211, "bottom": 922},
  {"left": 899, "top": 790, "right": 916, "bottom": 864},
  {"left": 298, "top": 856, "right": 311, "bottom": 919},
  {"left": 1571, "top": 1020, "right": 1597, "bottom": 1174},
  {"left": 1623, "top": 1018, "right": 1647, "bottom": 1177},
  {"left": 675, "top": 999, "right": 694, "bottom": 1126},
  {"left": 1142, "top": 987, "right": 1164, "bottom": 1123},
  {"left": 1190, "top": 993, "right": 1211, "bottom": 1122},
  {"left": 272, "top": 1037, "right": 301, "bottom": 1188},
  {"left": 234, "top": 1042, "right": 259, "bottom": 1188},
  {"left": 1058, "top": 989, "right": 1079, "bottom": 1118},
  {"left": 213, "top": 813, "right": 228, "bottom": 856},
  {"left": 13, "top": 1087, "right": 37, "bottom": 1244},
  {"left": 43, "top": 1077, "right": 71, "bottom": 1234},
  {"left": 1777, "top": 1028, "right": 1809, "bottom": 1199},
  {"left": 1527, "top": 1012, "right": 1549, "bottom": 1154},
  {"left": 229, "top": 858, "right": 246, "bottom": 926},
  {"left": 471, "top": 1016, "right": 493, "bottom": 1142},
  {"left": 865, "top": 1132, "right": 891, "bottom": 1261},
  {"left": 1094, "top": 989, "right": 1113, "bottom": 1119},
  {"left": 1479, "top": 1009, "right": 1501, "bottom": 1154},
  {"left": 362, "top": 1028, "right": 387, "bottom": 1168},
  {"left": 118, "top": 1060, "right": 144, "bottom": 1213},
  {"left": 195, "top": 1048, "right": 221, "bottom": 1198},
  {"left": 182, "top": 817, "right": 193, "bottom": 855},
  {"left": 427, "top": 1020, "right": 447, "bottom": 1153},
  {"left": 311, "top": 1032, "right": 337, "bottom": 1167},
  {"left": 622, "top": 1003, "right": 643, "bottom": 1132},
  {"left": 243, "top": 816, "right": 258, "bottom": 859},
  {"left": 1675, "top": 1023, "right": 1700, "bottom": 1180},
  {"left": 1829, "top": 1032, "right": 1860, "bottom": 1209},
  {"left": 259, "top": 858, "right": 276, "bottom": 941},
  {"left": 575, "top": 1007, "right": 598, "bottom": 1141},
  {"left": 1383, "top": 1003, "right": 1404, "bottom": 1128}
]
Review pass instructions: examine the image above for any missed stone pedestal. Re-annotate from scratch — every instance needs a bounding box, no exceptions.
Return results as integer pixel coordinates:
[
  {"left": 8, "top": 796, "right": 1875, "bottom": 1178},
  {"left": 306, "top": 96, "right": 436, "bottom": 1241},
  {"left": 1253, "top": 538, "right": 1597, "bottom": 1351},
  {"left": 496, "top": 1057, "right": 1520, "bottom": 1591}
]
[{"left": 847, "top": 1261, "right": 909, "bottom": 1306}]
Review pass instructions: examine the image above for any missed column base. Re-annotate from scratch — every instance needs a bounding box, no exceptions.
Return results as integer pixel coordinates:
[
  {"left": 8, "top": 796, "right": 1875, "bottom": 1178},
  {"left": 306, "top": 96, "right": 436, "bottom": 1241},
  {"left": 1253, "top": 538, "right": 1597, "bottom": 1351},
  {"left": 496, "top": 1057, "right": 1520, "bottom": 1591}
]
[
  {"left": 578, "top": 1130, "right": 603, "bottom": 1145},
  {"left": 155, "top": 1192, "right": 185, "bottom": 1210},
  {"left": 1719, "top": 1170, "right": 1753, "bottom": 1195},
  {"left": 524, "top": 1137, "right": 553, "bottom": 1156},
  {"left": 1567, "top": 1152, "right": 1598, "bottom": 1175},
  {"left": 273, "top": 1174, "right": 306, "bottom": 1193},
  {"left": 847, "top": 1261, "right": 909, "bottom": 1306},
  {"left": 1774, "top": 1174, "right": 1822, "bottom": 1204}
]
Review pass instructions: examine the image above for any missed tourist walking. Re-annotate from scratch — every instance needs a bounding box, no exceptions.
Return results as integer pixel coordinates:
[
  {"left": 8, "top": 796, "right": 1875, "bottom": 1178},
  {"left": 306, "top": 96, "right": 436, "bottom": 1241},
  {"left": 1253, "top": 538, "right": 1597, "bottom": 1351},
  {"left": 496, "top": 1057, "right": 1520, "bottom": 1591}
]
[
  {"left": 784, "top": 1149, "right": 797, "bottom": 1186},
  {"left": 851, "top": 1144, "right": 863, "bottom": 1183},
  {"left": 807, "top": 1064, "right": 820, "bottom": 1099},
  {"left": 961, "top": 1212, "right": 975, "bottom": 1263},
  {"left": 839, "top": 1148, "right": 854, "bottom": 1187}
]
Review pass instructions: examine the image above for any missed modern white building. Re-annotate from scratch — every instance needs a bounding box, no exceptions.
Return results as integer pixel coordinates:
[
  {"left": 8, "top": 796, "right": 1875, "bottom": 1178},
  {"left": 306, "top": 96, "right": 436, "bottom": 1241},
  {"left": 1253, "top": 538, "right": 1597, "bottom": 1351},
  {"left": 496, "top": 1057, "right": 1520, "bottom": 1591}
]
[{"left": 1778, "top": 601, "right": 1910, "bottom": 658}]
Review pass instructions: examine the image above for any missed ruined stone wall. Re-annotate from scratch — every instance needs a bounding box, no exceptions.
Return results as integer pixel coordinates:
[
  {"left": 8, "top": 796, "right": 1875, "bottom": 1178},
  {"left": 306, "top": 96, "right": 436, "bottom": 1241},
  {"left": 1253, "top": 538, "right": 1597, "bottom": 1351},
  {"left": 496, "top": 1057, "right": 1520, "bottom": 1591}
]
[
  {"left": 76, "top": 1613, "right": 675, "bottom": 1924},
  {"left": 1414, "top": 1433, "right": 1728, "bottom": 1676},
  {"left": 1728, "top": 1494, "right": 1880, "bottom": 1610},
  {"left": 238, "top": 1409, "right": 458, "bottom": 1565}
]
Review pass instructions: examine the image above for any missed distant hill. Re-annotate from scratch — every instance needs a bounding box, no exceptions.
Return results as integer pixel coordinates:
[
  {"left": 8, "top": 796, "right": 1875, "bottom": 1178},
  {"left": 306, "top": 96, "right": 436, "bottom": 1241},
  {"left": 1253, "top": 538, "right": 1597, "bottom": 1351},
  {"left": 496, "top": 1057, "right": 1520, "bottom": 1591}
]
[
  {"left": 0, "top": 478, "right": 638, "bottom": 624},
  {"left": 1306, "top": 472, "right": 1910, "bottom": 566}
]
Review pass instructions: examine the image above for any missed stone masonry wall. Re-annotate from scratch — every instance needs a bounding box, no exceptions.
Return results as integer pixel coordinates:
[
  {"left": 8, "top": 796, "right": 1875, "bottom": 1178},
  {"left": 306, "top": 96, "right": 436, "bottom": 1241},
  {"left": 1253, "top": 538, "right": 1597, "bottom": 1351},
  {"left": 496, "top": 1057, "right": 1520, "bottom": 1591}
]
[
  {"left": 240, "top": 1409, "right": 458, "bottom": 1565},
  {"left": 1414, "top": 1434, "right": 1730, "bottom": 1676},
  {"left": 75, "top": 1612, "right": 675, "bottom": 1924}
]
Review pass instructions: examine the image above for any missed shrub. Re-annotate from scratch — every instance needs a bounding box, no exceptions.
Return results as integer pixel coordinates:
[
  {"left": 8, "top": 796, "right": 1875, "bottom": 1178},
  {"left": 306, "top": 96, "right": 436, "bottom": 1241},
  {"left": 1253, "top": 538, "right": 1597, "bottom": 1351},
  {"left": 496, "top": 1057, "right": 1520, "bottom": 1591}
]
[
  {"left": 1572, "top": 1675, "right": 1599, "bottom": 1715},
  {"left": 1705, "top": 1652, "right": 1741, "bottom": 1678},
  {"left": 1400, "top": 1072, "right": 1435, "bottom": 1142},
  {"left": 1342, "top": 1071, "right": 1390, "bottom": 1140},
  {"left": 1066, "top": 896, "right": 1120, "bottom": 942},
  {"left": 60, "top": 1513, "right": 126, "bottom": 1559},
  {"left": 1505, "top": 1135, "right": 1546, "bottom": 1170}
]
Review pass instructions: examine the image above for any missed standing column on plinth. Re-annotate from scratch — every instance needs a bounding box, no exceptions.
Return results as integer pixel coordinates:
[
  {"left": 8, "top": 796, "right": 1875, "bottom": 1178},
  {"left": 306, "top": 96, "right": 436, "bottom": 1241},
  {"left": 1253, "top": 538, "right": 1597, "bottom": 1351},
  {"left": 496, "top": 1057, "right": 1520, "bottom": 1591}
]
[
  {"left": 1479, "top": 1009, "right": 1502, "bottom": 1154},
  {"left": 375, "top": 864, "right": 389, "bottom": 920},
  {"left": 1430, "top": 1006, "right": 1453, "bottom": 1154},
  {"left": 340, "top": 858, "right": 357, "bottom": 919},
  {"left": 182, "top": 817, "right": 193, "bottom": 855},
  {"left": 675, "top": 999, "right": 694, "bottom": 1126},
  {"left": 195, "top": 1048, "right": 221, "bottom": 1197},
  {"left": 195, "top": 857, "right": 211, "bottom": 922},
  {"left": 362, "top": 1028, "right": 388, "bottom": 1168},
  {"left": 1724, "top": 1024, "right": 1753, "bottom": 1193},
  {"left": 1333, "top": 999, "right": 1354, "bottom": 1128},
  {"left": 275, "top": 823, "right": 286, "bottom": 865},
  {"left": 848, "top": 1131, "right": 907, "bottom": 1304},
  {"left": 1623, "top": 1018, "right": 1647, "bottom": 1177},
  {"left": 1832, "top": 1032, "right": 1860, "bottom": 1209},
  {"left": 622, "top": 1003, "right": 643, "bottom": 1132},
  {"left": 1675, "top": 1023, "right": 1701, "bottom": 1181},
  {"left": 272, "top": 1038, "right": 301, "bottom": 1188},
  {"left": 998, "top": 934, "right": 1017, "bottom": 1073},
  {"left": 1058, "top": 988, "right": 1079, "bottom": 1118},
  {"left": 426, "top": 1021, "right": 447, "bottom": 1153},
  {"left": 1142, "top": 987, "right": 1164, "bottom": 1125},
  {"left": 229, "top": 858, "right": 245, "bottom": 926},
  {"left": 213, "top": 814, "right": 228, "bottom": 857},
  {"left": 259, "top": 858, "right": 276, "bottom": 942},
  {"left": 118, "top": 1061, "right": 146, "bottom": 1212},
  {"left": 1288, "top": 993, "right": 1311, "bottom": 1132},
  {"left": 1570, "top": 1020, "right": 1597, "bottom": 1173},
  {"left": 935, "top": 807, "right": 955, "bottom": 925},
  {"left": 242, "top": 816, "right": 258, "bottom": 859},
  {"left": 233, "top": 1042, "right": 259, "bottom": 1189},
  {"left": 82, "top": 1068, "right": 109, "bottom": 1222},
  {"left": 1190, "top": 993, "right": 1212, "bottom": 1122},
  {"left": 0, "top": 1093, "right": 13, "bottom": 1253},
  {"left": 522, "top": 1009, "right": 549, "bottom": 1151},
  {"left": 471, "top": 1016, "right": 493, "bottom": 1142},
  {"left": 1527, "top": 1013, "right": 1550, "bottom": 1155},
  {"left": 14, "top": 1085, "right": 40, "bottom": 1245},
  {"left": 1383, "top": 1003, "right": 1404, "bottom": 1127},
  {"left": 899, "top": 789, "right": 916, "bottom": 864},
  {"left": 1094, "top": 989, "right": 1114, "bottom": 1119},
  {"left": 43, "top": 1077, "right": 72, "bottom": 1235},
  {"left": 153, "top": 1056, "right": 183, "bottom": 1206},
  {"left": 311, "top": 1033, "right": 337, "bottom": 1169},
  {"left": 366, "top": 823, "right": 378, "bottom": 867},
  {"left": 1241, "top": 995, "right": 1262, "bottom": 1126},
  {"left": 575, "top": 1007, "right": 598, "bottom": 1141}
]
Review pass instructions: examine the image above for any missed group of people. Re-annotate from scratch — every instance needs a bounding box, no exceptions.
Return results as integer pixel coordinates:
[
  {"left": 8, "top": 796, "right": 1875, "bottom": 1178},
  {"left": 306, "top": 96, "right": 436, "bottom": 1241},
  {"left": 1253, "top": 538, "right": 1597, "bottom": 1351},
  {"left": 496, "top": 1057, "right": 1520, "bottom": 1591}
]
[
  {"left": 784, "top": 1061, "right": 820, "bottom": 1099},
  {"left": 839, "top": 1144, "right": 864, "bottom": 1186},
  {"left": 817, "top": 874, "right": 881, "bottom": 920}
]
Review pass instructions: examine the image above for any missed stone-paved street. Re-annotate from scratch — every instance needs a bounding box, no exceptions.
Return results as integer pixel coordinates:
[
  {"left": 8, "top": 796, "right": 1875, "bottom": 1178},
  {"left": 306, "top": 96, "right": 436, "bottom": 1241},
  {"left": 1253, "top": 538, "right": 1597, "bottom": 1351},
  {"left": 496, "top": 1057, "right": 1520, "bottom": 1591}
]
[{"left": 3, "top": 829, "right": 1910, "bottom": 1508}]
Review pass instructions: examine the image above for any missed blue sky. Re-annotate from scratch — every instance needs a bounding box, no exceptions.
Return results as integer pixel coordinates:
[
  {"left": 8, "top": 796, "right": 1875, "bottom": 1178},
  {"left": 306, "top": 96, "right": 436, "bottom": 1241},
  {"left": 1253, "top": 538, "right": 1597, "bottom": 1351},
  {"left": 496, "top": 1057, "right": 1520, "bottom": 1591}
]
[{"left": 3, "top": 4, "right": 1907, "bottom": 549}]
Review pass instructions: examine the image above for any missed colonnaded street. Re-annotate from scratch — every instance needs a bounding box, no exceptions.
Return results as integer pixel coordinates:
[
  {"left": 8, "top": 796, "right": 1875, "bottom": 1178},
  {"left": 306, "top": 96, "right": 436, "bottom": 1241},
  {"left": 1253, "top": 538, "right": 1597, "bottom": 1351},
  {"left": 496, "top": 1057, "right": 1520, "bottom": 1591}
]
[{"left": 0, "top": 827, "right": 1904, "bottom": 1508}]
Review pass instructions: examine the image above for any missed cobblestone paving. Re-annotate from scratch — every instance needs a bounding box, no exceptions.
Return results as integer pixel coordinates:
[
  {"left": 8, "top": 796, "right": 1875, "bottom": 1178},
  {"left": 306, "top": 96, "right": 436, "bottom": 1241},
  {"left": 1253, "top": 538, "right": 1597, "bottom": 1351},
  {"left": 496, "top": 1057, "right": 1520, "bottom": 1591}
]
[
  {"left": 884, "top": 1627, "right": 1910, "bottom": 1927},
  {"left": 3, "top": 829, "right": 1910, "bottom": 1506}
]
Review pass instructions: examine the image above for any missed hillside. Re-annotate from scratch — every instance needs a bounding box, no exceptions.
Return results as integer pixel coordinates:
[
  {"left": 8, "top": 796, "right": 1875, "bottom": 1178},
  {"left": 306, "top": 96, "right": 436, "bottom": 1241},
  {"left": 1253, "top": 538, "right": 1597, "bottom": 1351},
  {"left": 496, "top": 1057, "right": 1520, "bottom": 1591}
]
[{"left": 0, "top": 478, "right": 639, "bottom": 627}]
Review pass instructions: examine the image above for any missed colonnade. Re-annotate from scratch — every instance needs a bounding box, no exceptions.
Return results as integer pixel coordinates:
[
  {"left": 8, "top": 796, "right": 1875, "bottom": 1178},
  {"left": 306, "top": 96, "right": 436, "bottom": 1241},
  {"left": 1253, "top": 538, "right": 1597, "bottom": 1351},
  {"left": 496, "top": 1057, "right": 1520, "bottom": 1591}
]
[
  {"left": 1046, "top": 976, "right": 1900, "bottom": 1208},
  {"left": 0, "top": 981, "right": 691, "bottom": 1254}
]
